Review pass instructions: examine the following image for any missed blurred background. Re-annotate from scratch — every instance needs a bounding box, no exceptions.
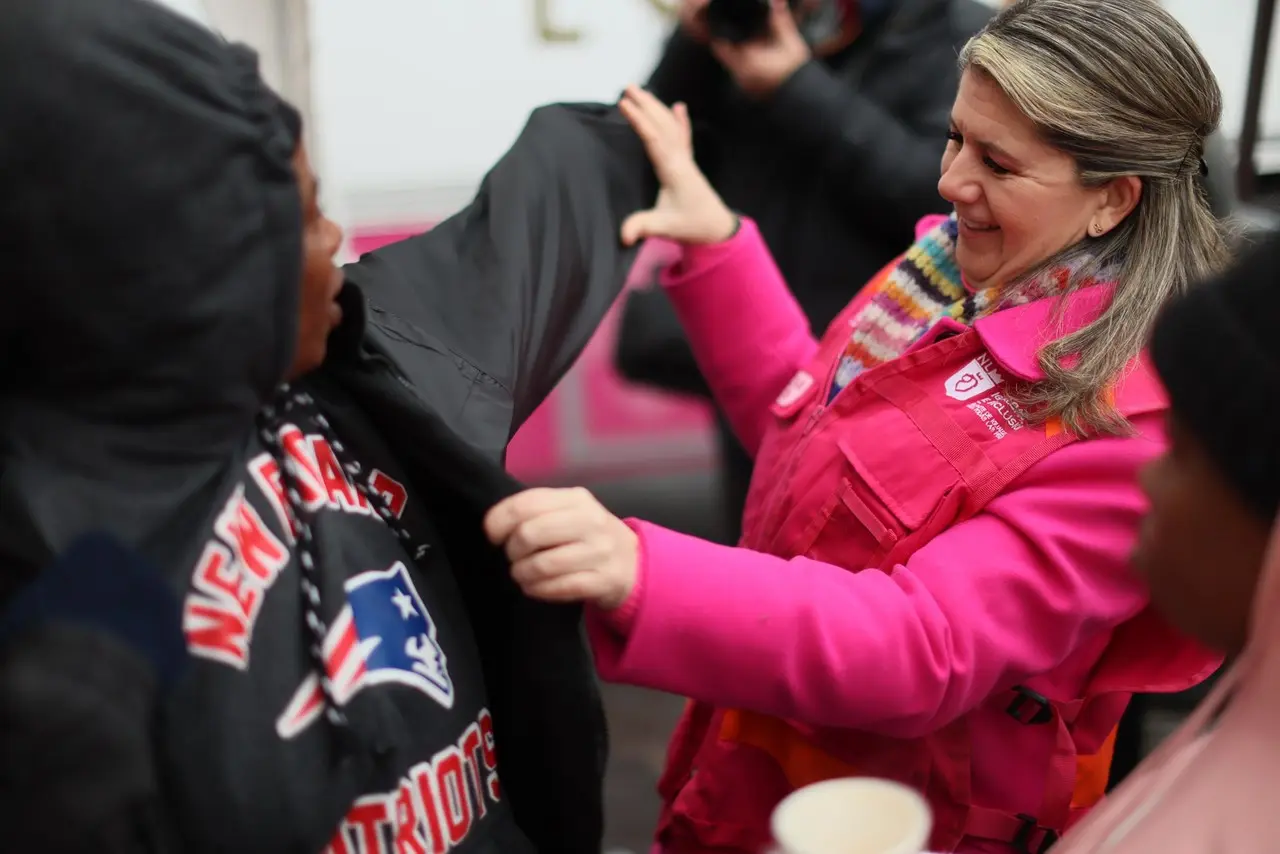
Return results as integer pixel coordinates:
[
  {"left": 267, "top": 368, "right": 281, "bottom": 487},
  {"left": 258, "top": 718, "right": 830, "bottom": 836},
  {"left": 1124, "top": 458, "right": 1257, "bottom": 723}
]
[{"left": 154, "top": 1, "right": 1280, "bottom": 849}]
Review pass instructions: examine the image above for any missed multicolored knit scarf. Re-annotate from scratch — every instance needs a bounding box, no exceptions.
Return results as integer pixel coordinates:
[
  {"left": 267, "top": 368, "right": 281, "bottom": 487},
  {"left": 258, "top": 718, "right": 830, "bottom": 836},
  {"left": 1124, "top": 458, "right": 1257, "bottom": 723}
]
[{"left": 828, "top": 214, "right": 1098, "bottom": 401}]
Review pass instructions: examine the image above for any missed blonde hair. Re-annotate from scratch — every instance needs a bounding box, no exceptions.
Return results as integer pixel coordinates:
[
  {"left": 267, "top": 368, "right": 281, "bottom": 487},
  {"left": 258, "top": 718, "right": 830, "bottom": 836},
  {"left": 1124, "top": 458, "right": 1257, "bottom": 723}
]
[{"left": 961, "top": 0, "right": 1232, "bottom": 435}]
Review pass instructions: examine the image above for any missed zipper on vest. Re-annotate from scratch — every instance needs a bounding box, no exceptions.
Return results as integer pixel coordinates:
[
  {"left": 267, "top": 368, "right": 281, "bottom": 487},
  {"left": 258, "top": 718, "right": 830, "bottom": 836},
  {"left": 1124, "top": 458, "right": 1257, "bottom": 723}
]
[
  {"left": 802, "top": 403, "right": 824, "bottom": 436},
  {"left": 805, "top": 325, "right": 868, "bottom": 430},
  {"left": 761, "top": 373, "right": 834, "bottom": 539},
  {"left": 805, "top": 337, "right": 849, "bottom": 435},
  {"left": 756, "top": 418, "right": 821, "bottom": 551},
  {"left": 754, "top": 342, "right": 847, "bottom": 545}
]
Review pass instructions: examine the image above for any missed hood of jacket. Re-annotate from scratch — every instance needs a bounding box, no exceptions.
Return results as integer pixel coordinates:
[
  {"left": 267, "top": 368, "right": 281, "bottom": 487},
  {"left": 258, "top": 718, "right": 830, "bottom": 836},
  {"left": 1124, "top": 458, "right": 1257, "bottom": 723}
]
[{"left": 0, "top": 0, "right": 303, "bottom": 587}]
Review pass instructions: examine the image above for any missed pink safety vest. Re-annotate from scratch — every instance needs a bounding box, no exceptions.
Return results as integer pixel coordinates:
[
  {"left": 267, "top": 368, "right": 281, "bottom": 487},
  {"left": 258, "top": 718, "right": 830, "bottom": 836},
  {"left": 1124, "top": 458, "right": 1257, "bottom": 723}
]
[{"left": 656, "top": 292, "right": 1216, "bottom": 854}]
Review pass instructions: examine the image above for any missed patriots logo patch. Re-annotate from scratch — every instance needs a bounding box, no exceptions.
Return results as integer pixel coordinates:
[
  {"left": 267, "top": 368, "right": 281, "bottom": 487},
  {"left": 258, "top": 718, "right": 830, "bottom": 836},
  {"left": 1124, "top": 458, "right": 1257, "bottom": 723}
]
[{"left": 277, "top": 561, "right": 453, "bottom": 739}]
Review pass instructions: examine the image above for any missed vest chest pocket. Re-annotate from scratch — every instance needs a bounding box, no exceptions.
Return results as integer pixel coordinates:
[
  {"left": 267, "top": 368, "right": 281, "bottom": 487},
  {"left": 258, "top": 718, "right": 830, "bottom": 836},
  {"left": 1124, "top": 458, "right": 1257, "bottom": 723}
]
[{"left": 798, "top": 424, "right": 964, "bottom": 571}]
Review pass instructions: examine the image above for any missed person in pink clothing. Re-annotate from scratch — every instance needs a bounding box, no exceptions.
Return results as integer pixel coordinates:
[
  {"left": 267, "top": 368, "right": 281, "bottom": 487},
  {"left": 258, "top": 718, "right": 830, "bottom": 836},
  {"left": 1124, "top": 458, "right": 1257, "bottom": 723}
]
[
  {"left": 486, "top": 1, "right": 1230, "bottom": 851},
  {"left": 1052, "top": 233, "right": 1280, "bottom": 852}
]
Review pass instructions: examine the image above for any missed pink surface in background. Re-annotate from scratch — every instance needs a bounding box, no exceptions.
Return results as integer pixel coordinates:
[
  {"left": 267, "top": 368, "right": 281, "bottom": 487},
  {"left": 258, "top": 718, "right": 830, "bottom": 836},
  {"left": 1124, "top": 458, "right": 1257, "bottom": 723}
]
[{"left": 349, "top": 227, "right": 714, "bottom": 481}]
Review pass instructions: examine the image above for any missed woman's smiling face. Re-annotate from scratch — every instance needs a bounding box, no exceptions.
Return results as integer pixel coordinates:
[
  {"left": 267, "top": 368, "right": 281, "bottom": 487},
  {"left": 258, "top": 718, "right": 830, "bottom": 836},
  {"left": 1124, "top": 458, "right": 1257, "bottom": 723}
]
[{"left": 937, "top": 68, "right": 1138, "bottom": 290}]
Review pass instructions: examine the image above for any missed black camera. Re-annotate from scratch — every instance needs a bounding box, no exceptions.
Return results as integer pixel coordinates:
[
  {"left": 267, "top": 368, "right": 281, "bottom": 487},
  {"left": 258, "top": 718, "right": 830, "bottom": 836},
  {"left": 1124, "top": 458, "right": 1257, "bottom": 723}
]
[{"left": 705, "top": 0, "right": 804, "bottom": 44}]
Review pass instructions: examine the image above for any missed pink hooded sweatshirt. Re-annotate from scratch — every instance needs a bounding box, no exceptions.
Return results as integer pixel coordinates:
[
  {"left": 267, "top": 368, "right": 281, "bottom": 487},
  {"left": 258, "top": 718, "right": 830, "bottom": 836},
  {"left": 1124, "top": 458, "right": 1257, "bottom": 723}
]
[
  {"left": 586, "top": 218, "right": 1217, "bottom": 853},
  {"left": 1052, "top": 515, "right": 1280, "bottom": 852}
]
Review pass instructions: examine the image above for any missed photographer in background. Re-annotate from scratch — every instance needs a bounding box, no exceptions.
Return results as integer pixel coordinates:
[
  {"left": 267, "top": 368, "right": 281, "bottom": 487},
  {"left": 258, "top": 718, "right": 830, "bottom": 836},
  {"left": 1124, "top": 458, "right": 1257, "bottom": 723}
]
[{"left": 617, "top": 0, "right": 992, "bottom": 541}]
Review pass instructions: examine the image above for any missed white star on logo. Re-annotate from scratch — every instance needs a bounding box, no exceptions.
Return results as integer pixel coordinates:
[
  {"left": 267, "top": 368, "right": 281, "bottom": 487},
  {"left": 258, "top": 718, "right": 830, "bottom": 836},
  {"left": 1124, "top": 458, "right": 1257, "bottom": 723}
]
[{"left": 391, "top": 588, "right": 417, "bottom": 620}]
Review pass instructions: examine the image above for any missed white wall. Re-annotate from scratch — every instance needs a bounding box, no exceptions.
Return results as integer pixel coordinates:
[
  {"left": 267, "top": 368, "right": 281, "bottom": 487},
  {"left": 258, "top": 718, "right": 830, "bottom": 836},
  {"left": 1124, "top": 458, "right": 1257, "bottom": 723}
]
[{"left": 309, "top": 0, "right": 674, "bottom": 225}]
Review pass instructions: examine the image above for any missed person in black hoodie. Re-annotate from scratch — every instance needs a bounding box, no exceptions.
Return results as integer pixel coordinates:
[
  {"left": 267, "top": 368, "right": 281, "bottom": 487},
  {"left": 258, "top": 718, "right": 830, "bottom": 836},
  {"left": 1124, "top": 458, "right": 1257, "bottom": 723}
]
[{"left": 0, "top": 1, "right": 654, "bottom": 852}]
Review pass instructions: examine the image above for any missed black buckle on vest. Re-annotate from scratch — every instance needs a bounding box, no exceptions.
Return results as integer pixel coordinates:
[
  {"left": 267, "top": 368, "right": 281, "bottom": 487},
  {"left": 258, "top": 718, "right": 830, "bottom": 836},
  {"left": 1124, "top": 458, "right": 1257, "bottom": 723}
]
[
  {"left": 1006, "top": 686, "right": 1054, "bottom": 725},
  {"left": 1012, "top": 814, "right": 1059, "bottom": 854}
]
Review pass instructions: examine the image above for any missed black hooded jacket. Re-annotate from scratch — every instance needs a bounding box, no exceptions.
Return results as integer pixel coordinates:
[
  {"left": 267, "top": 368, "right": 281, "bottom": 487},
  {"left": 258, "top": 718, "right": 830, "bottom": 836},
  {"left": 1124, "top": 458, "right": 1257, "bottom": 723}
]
[{"left": 0, "top": 1, "right": 655, "bottom": 851}]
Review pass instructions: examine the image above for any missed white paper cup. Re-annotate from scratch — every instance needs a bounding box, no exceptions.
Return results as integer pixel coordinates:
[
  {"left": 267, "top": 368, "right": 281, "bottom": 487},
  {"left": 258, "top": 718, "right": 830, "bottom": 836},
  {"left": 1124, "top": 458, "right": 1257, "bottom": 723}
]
[{"left": 769, "top": 778, "right": 933, "bottom": 854}]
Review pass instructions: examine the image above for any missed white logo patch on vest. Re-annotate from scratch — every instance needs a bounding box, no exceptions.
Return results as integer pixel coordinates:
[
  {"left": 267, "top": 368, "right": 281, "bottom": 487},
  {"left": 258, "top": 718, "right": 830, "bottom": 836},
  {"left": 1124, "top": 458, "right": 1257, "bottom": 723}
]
[
  {"left": 945, "top": 355, "right": 1004, "bottom": 401},
  {"left": 775, "top": 370, "right": 815, "bottom": 408}
]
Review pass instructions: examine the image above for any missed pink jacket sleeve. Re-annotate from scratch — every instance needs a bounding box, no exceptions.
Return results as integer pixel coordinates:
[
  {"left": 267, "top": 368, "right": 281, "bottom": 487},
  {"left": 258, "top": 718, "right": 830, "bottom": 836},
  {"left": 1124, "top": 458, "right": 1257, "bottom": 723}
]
[
  {"left": 662, "top": 218, "right": 818, "bottom": 457},
  {"left": 587, "top": 428, "right": 1161, "bottom": 740}
]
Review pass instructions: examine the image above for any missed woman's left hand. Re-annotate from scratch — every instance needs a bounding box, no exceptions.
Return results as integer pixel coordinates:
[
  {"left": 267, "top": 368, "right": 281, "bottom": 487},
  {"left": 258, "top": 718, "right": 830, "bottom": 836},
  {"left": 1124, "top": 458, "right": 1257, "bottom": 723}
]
[{"left": 484, "top": 487, "right": 639, "bottom": 610}]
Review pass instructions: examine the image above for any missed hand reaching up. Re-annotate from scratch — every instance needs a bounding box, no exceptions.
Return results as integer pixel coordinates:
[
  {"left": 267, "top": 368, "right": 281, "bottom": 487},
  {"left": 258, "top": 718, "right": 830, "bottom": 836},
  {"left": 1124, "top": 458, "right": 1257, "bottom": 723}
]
[{"left": 619, "top": 85, "right": 739, "bottom": 247}]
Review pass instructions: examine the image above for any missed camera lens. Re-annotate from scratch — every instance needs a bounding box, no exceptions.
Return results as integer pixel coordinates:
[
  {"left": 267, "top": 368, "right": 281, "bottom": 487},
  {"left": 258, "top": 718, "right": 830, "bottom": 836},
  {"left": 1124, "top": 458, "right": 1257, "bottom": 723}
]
[
  {"left": 705, "top": 0, "right": 805, "bottom": 45},
  {"left": 705, "top": 0, "right": 774, "bottom": 44}
]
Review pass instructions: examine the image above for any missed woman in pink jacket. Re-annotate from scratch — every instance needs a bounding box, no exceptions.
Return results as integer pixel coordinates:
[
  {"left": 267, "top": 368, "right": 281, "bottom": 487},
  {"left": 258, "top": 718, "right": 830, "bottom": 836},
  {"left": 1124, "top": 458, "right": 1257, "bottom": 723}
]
[
  {"left": 487, "top": 1, "right": 1229, "bottom": 851},
  {"left": 1053, "top": 234, "right": 1280, "bottom": 851}
]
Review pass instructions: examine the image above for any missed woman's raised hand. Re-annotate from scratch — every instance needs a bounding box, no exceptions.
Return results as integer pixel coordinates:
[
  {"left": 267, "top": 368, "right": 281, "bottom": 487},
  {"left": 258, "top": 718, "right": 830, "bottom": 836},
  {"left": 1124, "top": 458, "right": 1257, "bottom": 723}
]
[{"left": 619, "top": 84, "right": 739, "bottom": 247}]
